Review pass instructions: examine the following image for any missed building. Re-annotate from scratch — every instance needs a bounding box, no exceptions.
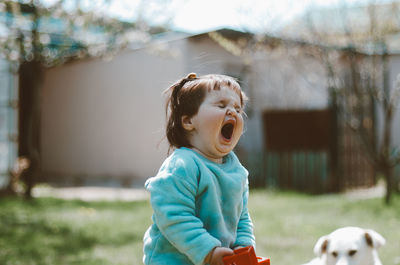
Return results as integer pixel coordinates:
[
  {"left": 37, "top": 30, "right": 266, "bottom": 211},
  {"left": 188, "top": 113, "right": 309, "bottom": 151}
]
[
  {"left": 1, "top": 3, "right": 399, "bottom": 192},
  {"left": 39, "top": 28, "right": 396, "bottom": 192}
]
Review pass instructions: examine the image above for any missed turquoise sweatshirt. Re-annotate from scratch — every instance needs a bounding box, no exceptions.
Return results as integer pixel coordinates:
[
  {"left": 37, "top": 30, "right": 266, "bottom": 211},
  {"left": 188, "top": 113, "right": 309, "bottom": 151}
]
[{"left": 143, "top": 147, "right": 255, "bottom": 265}]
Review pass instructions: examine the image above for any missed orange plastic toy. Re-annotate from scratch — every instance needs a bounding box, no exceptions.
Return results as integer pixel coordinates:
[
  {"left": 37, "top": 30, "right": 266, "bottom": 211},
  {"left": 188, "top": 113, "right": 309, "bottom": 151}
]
[{"left": 223, "top": 246, "right": 270, "bottom": 265}]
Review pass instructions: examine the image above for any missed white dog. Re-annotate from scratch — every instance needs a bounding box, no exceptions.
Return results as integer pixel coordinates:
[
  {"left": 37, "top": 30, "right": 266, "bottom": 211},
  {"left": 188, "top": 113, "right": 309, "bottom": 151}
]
[{"left": 302, "top": 227, "right": 385, "bottom": 265}]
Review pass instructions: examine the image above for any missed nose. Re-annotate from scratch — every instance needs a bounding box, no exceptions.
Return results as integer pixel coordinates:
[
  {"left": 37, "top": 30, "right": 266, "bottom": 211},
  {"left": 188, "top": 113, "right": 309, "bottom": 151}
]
[
  {"left": 226, "top": 107, "right": 235, "bottom": 116},
  {"left": 336, "top": 256, "right": 348, "bottom": 265}
]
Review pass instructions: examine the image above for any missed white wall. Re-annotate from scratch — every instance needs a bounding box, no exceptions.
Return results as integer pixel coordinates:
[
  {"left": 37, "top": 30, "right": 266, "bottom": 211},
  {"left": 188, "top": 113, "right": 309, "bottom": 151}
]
[
  {"left": 40, "top": 32, "right": 332, "bottom": 186},
  {"left": 372, "top": 54, "right": 400, "bottom": 152},
  {"left": 41, "top": 39, "right": 187, "bottom": 185}
]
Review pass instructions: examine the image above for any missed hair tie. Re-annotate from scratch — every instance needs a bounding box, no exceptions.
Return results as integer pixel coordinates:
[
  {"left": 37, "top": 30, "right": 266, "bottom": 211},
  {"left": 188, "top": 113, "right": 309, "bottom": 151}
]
[
  {"left": 186, "top": 73, "right": 197, "bottom": 79},
  {"left": 169, "top": 73, "right": 197, "bottom": 111}
]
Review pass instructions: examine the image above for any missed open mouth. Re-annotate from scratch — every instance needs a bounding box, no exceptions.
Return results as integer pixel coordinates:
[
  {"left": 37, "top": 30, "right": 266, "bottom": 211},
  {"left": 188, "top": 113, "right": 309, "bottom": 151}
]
[{"left": 221, "top": 121, "right": 235, "bottom": 141}]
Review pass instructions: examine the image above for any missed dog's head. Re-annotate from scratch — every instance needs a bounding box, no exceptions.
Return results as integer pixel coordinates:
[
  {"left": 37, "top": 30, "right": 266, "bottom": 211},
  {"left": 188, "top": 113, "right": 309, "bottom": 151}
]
[{"left": 313, "top": 227, "right": 385, "bottom": 265}]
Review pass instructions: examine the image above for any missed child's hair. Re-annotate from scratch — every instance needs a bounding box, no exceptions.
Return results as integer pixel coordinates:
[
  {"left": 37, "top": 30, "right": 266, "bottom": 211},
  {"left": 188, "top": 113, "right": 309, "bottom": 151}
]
[{"left": 164, "top": 73, "right": 247, "bottom": 151}]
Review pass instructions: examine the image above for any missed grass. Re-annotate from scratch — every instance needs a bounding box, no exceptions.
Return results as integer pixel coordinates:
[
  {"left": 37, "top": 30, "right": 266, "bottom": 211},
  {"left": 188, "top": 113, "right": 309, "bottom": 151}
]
[
  {"left": 250, "top": 191, "right": 400, "bottom": 265},
  {"left": 0, "top": 198, "right": 151, "bottom": 265},
  {"left": 0, "top": 191, "right": 399, "bottom": 265}
]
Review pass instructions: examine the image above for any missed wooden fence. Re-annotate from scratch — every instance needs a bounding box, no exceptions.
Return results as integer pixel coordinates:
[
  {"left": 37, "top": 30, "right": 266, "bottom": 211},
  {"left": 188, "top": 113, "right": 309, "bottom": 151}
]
[{"left": 241, "top": 108, "right": 376, "bottom": 193}]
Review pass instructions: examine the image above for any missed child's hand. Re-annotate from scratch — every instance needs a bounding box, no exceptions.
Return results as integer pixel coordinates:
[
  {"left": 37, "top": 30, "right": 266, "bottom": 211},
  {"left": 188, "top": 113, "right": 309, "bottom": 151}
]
[{"left": 204, "top": 247, "right": 234, "bottom": 265}]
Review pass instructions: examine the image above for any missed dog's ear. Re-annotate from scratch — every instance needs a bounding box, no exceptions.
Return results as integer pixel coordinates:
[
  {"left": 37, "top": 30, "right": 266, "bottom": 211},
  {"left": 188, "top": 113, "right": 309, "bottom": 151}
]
[
  {"left": 364, "top": 229, "right": 386, "bottom": 249},
  {"left": 313, "top": 235, "right": 329, "bottom": 257}
]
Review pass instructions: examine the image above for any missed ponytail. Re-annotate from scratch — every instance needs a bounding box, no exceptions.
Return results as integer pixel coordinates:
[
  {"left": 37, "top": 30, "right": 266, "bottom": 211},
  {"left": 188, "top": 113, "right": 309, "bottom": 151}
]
[{"left": 165, "top": 73, "right": 200, "bottom": 152}]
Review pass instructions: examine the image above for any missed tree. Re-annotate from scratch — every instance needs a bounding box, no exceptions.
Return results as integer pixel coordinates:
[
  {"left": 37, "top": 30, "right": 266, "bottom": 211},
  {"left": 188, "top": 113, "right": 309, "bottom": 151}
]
[
  {"left": 291, "top": 1, "right": 400, "bottom": 204},
  {"left": 0, "top": 0, "right": 170, "bottom": 198},
  {"left": 207, "top": 1, "right": 400, "bottom": 203}
]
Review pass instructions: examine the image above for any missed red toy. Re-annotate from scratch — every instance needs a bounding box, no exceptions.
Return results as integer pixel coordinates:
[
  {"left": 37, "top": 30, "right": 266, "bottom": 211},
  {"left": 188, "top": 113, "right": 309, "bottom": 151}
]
[{"left": 223, "top": 246, "right": 270, "bottom": 265}]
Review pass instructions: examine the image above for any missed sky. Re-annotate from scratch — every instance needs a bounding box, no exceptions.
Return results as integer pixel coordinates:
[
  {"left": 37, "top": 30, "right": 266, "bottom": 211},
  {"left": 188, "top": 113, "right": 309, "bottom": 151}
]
[
  {"left": 104, "top": 0, "right": 396, "bottom": 33},
  {"left": 41, "top": 0, "right": 397, "bottom": 33}
]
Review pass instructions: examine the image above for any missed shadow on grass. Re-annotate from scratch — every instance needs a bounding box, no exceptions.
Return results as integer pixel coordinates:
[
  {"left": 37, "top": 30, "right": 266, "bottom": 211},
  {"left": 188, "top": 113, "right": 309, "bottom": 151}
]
[
  {"left": 0, "top": 197, "right": 145, "bottom": 265},
  {"left": 0, "top": 209, "right": 99, "bottom": 265}
]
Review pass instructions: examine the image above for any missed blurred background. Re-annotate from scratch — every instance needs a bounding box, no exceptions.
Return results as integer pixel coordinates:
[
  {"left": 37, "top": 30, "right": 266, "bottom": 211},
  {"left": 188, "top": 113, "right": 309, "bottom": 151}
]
[
  {"left": 1, "top": 0, "right": 399, "bottom": 201},
  {"left": 1, "top": 0, "right": 400, "bottom": 264}
]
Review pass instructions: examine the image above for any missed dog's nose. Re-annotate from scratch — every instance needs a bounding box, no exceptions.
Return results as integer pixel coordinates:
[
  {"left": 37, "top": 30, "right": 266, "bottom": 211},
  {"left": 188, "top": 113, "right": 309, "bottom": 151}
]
[{"left": 336, "top": 256, "right": 349, "bottom": 265}]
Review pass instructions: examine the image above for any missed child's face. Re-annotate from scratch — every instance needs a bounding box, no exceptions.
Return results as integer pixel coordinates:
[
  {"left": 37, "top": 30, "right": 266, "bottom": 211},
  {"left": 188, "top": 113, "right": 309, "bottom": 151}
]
[{"left": 182, "top": 85, "right": 244, "bottom": 163}]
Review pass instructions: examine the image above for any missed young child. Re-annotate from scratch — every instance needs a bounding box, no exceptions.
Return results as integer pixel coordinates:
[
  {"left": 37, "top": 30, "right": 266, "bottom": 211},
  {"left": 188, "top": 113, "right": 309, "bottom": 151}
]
[{"left": 143, "top": 73, "right": 255, "bottom": 265}]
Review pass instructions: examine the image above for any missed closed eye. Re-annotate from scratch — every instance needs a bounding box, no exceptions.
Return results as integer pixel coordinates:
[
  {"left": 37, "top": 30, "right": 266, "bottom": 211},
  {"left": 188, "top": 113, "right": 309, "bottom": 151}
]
[
  {"left": 348, "top": 250, "right": 357, "bottom": 256},
  {"left": 216, "top": 100, "right": 227, "bottom": 109},
  {"left": 218, "top": 104, "right": 226, "bottom": 109}
]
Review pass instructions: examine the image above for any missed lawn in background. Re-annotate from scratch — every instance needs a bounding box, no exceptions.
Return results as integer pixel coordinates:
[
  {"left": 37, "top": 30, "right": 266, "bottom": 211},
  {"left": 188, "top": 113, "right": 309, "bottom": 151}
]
[
  {"left": 250, "top": 191, "right": 400, "bottom": 265},
  {"left": 0, "top": 190, "right": 399, "bottom": 265}
]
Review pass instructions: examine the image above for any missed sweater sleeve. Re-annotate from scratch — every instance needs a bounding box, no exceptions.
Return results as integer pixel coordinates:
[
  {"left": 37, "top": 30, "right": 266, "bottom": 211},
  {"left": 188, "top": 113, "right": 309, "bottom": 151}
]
[
  {"left": 145, "top": 156, "right": 221, "bottom": 265},
  {"left": 233, "top": 181, "right": 256, "bottom": 248}
]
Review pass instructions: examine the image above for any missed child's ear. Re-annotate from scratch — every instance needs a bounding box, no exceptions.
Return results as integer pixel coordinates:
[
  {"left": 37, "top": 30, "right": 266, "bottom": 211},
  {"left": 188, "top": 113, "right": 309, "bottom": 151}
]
[{"left": 182, "top": 115, "right": 194, "bottom": 131}]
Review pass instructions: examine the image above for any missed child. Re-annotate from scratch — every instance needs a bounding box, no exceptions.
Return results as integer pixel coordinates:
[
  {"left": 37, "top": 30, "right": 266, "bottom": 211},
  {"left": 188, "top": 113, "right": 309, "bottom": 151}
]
[{"left": 143, "top": 73, "right": 255, "bottom": 265}]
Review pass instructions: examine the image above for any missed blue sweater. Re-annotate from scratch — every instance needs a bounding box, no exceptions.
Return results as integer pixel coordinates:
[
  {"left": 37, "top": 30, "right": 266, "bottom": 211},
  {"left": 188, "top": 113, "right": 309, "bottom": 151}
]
[{"left": 143, "top": 147, "right": 255, "bottom": 265}]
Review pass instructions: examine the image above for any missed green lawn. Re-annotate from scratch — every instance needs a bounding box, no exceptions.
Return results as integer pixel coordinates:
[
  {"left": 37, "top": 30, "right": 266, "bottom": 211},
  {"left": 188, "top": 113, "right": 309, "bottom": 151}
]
[
  {"left": 0, "top": 190, "right": 399, "bottom": 265},
  {"left": 250, "top": 191, "right": 400, "bottom": 265}
]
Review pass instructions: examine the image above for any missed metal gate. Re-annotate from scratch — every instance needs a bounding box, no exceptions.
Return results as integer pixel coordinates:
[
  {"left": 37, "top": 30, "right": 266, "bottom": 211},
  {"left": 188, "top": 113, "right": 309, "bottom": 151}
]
[{"left": 261, "top": 109, "right": 338, "bottom": 193}]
